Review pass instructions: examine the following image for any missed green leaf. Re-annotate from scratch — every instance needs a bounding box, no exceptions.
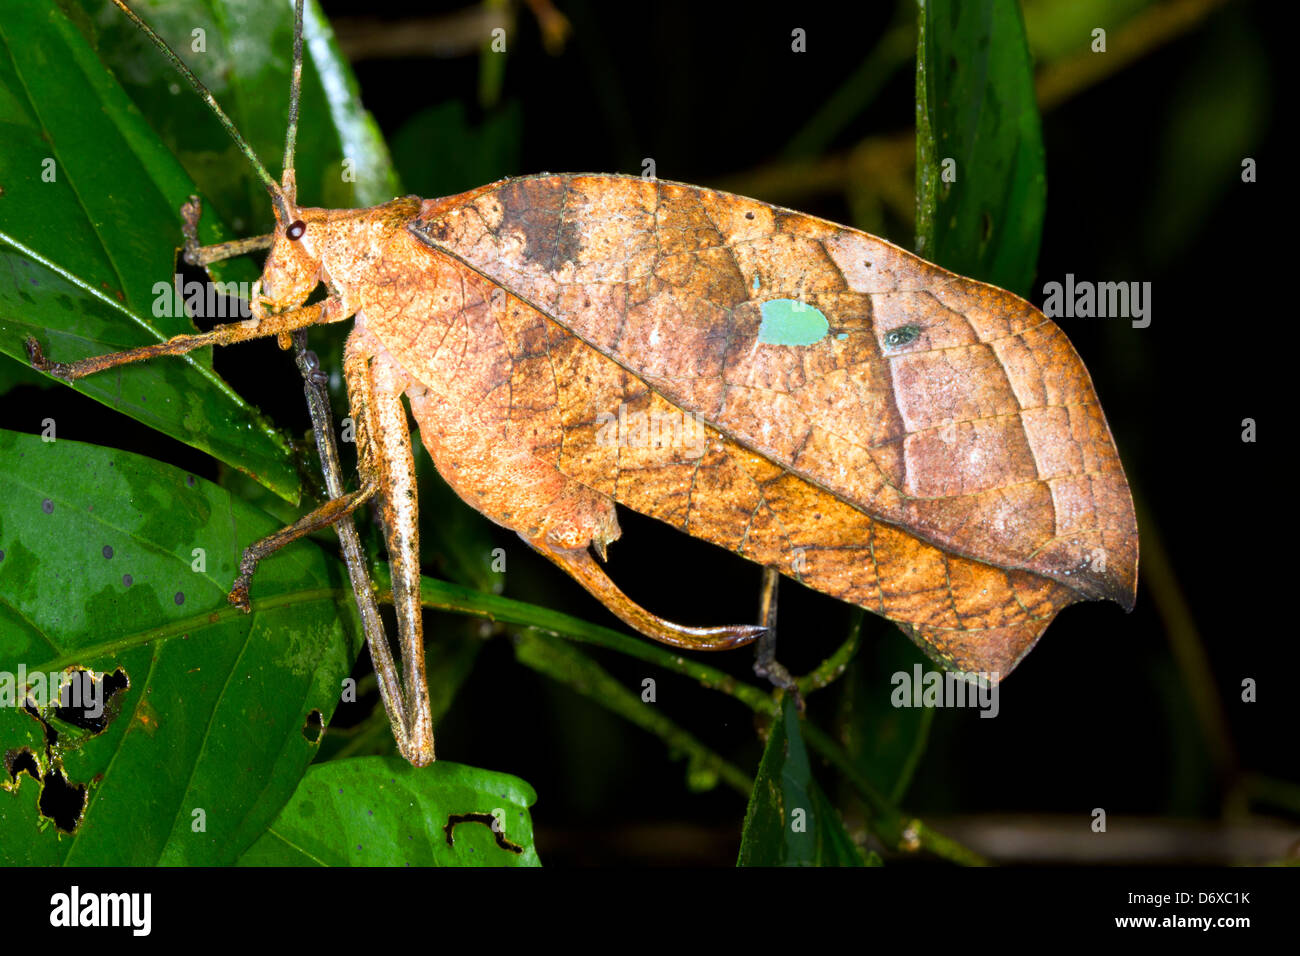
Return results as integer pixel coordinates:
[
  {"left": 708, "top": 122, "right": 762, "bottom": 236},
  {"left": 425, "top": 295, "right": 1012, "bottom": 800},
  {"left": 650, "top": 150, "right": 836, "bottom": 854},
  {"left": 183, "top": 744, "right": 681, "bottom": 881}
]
[
  {"left": 238, "top": 757, "right": 539, "bottom": 866},
  {"left": 914, "top": 0, "right": 1047, "bottom": 296},
  {"left": 0, "top": 0, "right": 300, "bottom": 499},
  {"left": 0, "top": 429, "right": 359, "bottom": 864},
  {"left": 62, "top": 0, "right": 401, "bottom": 234},
  {"left": 0, "top": 348, "right": 52, "bottom": 397},
  {"left": 391, "top": 100, "right": 523, "bottom": 200},
  {"left": 737, "top": 695, "right": 869, "bottom": 866}
]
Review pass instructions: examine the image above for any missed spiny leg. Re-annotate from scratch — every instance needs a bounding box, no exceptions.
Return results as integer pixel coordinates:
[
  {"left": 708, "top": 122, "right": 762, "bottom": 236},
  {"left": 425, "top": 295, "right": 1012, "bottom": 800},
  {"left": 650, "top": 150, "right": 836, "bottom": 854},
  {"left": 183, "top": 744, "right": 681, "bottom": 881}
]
[
  {"left": 289, "top": 332, "right": 413, "bottom": 749},
  {"left": 528, "top": 539, "right": 766, "bottom": 651},
  {"left": 227, "top": 484, "right": 376, "bottom": 610},
  {"left": 225, "top": 339, "right": 380, "bottom": 609},
  {"left": 180, "top": 194, "right": 272, "bottom": 268},
  {"left": 753, "top": 566, "right": 800, "bottom": 703},
  {"left": 344, "top": 334, "right": 435, "bottom": 766},
  {"left": 26, "top": 296, "right": 346, "bottom": 380}
]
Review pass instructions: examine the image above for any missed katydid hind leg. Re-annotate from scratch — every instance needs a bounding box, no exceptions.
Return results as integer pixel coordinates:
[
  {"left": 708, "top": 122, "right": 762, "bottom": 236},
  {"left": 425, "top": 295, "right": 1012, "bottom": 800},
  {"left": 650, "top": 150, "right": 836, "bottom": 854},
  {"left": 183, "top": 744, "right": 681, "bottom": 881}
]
[
  {"left": 291, "top": 330, "right": 421, "bottom": 757},
  {"left": 528, "top": 539, "right": 766, "bottom": 651},
  {"left": 346, "top": 333, "right": 436, "bottom": 766}
]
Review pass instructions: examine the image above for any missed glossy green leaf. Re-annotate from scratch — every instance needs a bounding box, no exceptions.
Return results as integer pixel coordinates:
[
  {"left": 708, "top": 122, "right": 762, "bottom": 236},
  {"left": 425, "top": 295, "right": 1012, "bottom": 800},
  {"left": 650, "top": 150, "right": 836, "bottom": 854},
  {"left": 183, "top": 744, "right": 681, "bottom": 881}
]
[
  {"left": 58, "top": 0, "right": 403, "bottom": 484},
  {"left": 391, "top": 100, "right": 523, "bottom": 201},
  {"left": 63, "top": 0, "right": 401, "bottom": 234},
  {"left": 915, "top": 0, "right": 1047, "bottom": 296},
  {"left": 238, "top": 757, "right": 539, "bottom": 866},
  {"left": 0, "top": 349, "right": 51, "bottom": 397},
  {"left": 737, "top": 695, "right": 869, "bottom": 866},
  {"left": 0, "top": 429, "right": 360, "bottom": 864},
  {"left": 0, "top": 0, "right": 300, "bottom": 499}
]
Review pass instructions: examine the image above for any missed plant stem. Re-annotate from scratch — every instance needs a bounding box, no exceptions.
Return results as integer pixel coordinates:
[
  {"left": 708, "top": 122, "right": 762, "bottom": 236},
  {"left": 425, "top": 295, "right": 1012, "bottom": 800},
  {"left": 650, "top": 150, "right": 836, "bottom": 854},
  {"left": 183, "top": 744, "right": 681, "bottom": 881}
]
[
  {"left": 797, "top": 610, "right": 865, "bottom": 696},
  {"left": 393, "top": 571, "right": 990, "bottom": 864}
]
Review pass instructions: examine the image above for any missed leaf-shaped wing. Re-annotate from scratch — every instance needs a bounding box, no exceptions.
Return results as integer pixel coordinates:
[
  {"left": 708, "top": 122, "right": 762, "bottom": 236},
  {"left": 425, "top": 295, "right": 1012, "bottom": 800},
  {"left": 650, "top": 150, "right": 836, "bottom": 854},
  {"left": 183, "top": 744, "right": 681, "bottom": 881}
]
[
  {"left": 399, "top": 175, "right": 1138, "bottom": 675},
  {"left": 411, "top": 176, "right": 1137, "bottom": 599}
]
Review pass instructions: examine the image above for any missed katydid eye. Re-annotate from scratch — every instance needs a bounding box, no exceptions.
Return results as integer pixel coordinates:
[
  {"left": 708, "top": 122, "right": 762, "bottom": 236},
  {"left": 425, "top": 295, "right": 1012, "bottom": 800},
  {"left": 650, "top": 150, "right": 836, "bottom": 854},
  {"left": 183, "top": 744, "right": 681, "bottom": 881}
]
[{"left": 286, "top": 220, "right": 306, "bottom": 240}]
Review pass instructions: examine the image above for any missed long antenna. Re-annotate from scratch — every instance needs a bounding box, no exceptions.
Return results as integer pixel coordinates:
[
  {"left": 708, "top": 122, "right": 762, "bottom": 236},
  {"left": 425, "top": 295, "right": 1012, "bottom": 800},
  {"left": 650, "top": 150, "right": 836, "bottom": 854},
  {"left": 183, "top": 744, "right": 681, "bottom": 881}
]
[
  {"left": 109, "top": 0, "right": 292, "bottom": 223},
  {"left": 282, "top": 0, "right": 306, "bottom": 207}
]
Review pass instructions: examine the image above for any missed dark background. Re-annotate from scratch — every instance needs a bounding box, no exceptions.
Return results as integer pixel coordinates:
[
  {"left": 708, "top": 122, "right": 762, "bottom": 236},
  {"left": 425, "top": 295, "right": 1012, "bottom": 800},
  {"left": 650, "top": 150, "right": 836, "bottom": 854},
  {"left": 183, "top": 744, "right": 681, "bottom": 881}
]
[{"left": 3, "top": 0, "right": 1287, "bottom": 865}]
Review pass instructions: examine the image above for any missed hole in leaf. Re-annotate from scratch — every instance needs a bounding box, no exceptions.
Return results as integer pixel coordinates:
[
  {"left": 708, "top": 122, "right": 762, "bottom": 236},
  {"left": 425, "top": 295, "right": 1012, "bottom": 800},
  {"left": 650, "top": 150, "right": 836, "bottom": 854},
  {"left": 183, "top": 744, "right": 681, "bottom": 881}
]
[
  {"left": 38, "top": 764, "right": 86, "bottom": 833},
  {"left": 23, "top": 701, "right": 57, "bottom": 749},
  {"left": 302, "top": 709, "right": 324, "bottom": 743},
  {"left": 5, "top": 748, "right": 41, "bottom": 784},
  {"left": 444, "top": 812, "right": 524, "bottom": 854},
  {"left": 54, "top": 668, "right": 129, "bottom": 735}
]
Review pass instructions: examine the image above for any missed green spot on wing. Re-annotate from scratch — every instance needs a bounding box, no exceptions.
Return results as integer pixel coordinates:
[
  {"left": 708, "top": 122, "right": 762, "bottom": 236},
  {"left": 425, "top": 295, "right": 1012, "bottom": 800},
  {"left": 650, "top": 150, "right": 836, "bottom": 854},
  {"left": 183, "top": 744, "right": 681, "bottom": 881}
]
[{"left": 757, "top": 299, "right": 829, "bottom": 346}]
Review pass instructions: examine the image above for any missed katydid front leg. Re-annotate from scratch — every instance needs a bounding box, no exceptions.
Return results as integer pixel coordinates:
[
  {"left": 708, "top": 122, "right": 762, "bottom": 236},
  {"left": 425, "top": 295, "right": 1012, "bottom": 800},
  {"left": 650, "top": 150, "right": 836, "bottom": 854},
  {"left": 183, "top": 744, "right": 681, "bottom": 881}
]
[{"left": 180, "top": 194, "right": 272, "bottom": 268}]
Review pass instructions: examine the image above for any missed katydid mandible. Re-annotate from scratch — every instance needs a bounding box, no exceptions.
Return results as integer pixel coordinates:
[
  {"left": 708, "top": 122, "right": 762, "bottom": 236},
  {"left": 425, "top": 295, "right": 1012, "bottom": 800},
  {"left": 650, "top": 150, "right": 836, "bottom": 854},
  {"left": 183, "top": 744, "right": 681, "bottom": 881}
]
[{"left": 26, "top": 0, "right": 1139, "bottom": 767}]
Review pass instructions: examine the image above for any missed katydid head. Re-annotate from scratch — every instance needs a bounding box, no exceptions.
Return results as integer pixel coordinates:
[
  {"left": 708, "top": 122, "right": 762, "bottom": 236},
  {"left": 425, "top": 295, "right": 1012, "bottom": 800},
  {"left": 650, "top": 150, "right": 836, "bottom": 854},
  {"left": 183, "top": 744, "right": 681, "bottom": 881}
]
[{"left": 256, "top": 208, "right": 328, "bottom": 314}]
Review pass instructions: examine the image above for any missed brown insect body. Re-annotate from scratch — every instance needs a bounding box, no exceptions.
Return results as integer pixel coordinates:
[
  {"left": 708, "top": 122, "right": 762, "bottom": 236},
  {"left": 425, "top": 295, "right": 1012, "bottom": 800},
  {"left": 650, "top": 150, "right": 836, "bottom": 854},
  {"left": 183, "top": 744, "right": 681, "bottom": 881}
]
[{"left": 264, "top": 173, "right": 1135, "bottom": 683}]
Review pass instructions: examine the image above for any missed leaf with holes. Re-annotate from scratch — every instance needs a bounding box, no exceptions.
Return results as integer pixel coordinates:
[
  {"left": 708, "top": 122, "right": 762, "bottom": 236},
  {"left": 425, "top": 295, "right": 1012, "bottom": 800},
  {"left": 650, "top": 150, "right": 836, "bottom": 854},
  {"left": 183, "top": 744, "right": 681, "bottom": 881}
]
[
  {"left": 238, "top": 757, "right": 539, "bottom": 866},
  {"left": 0, "top": 429, "right": 358, "bottom": 864}
]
